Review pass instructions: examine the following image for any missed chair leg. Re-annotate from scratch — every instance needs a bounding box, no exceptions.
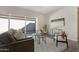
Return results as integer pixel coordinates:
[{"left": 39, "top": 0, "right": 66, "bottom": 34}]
[
  {"left": 66, "top": 40, "right": 68, "bottom": 48},
  {"left": 37, "top": 37, "right": 40, "bottom": 44},
  {"left": 56, "top": 40, "right": 58, "bottom": 47},
  {"left": 42, "top": 37, "right": 46, "bottom": 44},
  {"left": 53, "top": 38, "right": 55, "bottom": 42}
]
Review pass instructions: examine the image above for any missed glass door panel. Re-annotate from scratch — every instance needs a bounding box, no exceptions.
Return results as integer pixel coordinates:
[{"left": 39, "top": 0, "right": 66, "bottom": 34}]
[
  {"left": 25, "top": 20, "right": 36, "bottom": 34},
  {"left": 0, "top": 18, "right": 8, "bottom": 34}
]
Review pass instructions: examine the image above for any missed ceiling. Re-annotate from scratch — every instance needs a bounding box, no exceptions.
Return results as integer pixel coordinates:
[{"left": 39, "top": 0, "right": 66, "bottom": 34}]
[{"left": 19, "top": 6, "right": 64, "bottom": 14}]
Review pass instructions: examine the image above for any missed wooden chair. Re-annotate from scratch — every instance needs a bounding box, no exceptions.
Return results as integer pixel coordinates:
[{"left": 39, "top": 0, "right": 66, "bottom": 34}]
[{"left": 56, "top": 32, "right": 68, "bottom": 48}]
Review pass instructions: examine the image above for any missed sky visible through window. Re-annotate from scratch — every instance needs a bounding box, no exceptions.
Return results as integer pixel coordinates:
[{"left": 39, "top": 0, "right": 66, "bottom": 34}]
[
  {"left": 0, "top": 18, "right": 35, "bottom": 34},
  {"left": 10, "top": 19, "right": 25, "bottom": 30},
  {"left": 0, "top": 18, "right": 8, "bottom": 34},
  {"left": 10, "top": 19, "right": 35, "bottom": 30}
]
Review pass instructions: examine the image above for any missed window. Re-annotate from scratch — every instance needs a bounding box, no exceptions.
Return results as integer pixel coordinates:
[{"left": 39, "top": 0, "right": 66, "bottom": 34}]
[
  {"left": 0, "top": 16, "right": 36, "bottom": 38},
  {"left": 51, "top": 18, "right": 65, "bottom": 28},
  {"left": 0, "top": 18, "right": 8, "bottom": 34},
  {"left": 25, "top": 20, "right": 36, "bottom": 34},
  {"left": 10, "top": 19, "right": 25, "bottom": 30}
]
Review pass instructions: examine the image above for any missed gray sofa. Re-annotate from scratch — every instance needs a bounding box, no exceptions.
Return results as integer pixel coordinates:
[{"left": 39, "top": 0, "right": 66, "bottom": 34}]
[{"left": 0, "top": 32, "right": 34, "bottom": 52}]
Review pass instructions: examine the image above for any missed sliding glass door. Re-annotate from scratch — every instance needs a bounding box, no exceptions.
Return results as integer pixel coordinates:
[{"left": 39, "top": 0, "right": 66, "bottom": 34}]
[{"left": 0, "top": 16, "right": 36, "bottom": 39}]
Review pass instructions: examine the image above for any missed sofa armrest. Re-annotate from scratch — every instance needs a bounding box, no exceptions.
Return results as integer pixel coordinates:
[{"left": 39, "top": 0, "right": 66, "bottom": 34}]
[{"left": 0, "top": 39, "right": 34, "bottom": 52}]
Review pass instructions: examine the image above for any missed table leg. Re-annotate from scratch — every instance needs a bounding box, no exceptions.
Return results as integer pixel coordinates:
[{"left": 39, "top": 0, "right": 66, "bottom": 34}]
[
  {"left": 44, "top": 36, "right": 46, "bottom": 44},
  {"left": 56, "top": 36, "right": 58, "bottom": 47},
  {"left": 35, "top": 35, "right": 36, "bottom": 40},
  {"left": 38, "top": 37, "right": 40, "bottom": 44}
]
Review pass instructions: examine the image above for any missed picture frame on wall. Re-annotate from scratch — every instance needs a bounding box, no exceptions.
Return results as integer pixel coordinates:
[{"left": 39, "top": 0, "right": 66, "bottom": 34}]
[{"left": 51, "top": 18, "right": 65, "bottom": 27}]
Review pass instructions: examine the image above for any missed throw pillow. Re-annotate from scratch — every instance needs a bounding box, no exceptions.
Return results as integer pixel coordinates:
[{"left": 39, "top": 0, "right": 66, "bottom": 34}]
[{"left": 13, "top": 29, "right": 25, "bottom": 40}]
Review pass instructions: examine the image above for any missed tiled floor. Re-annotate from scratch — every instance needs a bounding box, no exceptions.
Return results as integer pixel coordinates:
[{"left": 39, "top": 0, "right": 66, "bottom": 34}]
[
  {"left": 34, "top": 37, "right": 67, "bottom": 52},
  {"left": 63, "top": 41, "right": 79, "bottom": 52},
  {"left": 34, "top": 37, "right": 79, "bottom": 52}
]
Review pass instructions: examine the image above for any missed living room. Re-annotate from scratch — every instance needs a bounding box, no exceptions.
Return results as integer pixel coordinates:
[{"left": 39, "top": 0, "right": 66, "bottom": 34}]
[{"left": 0, "top": 6, "right": 78, "bottom": 52}]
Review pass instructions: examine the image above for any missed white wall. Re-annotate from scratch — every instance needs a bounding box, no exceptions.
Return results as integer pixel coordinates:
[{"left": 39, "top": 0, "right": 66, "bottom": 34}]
[
  {"left": 0, "top": 6, "right": 46, "bottom": 31},
  {"left": 47, "top": 7, "right": 78, "bottom": 41}
]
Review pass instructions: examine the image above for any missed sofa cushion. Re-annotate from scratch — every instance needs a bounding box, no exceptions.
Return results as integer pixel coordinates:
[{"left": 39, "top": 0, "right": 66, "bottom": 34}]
[
  {"left": 8, "top": 29, "right": 16, "bottom": 34},
  {"left": 0, "top": 32, "right": 15, "bottom": 44},
  {"left": 8, "top": 29, "right": 17, "bottom": 41}
]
